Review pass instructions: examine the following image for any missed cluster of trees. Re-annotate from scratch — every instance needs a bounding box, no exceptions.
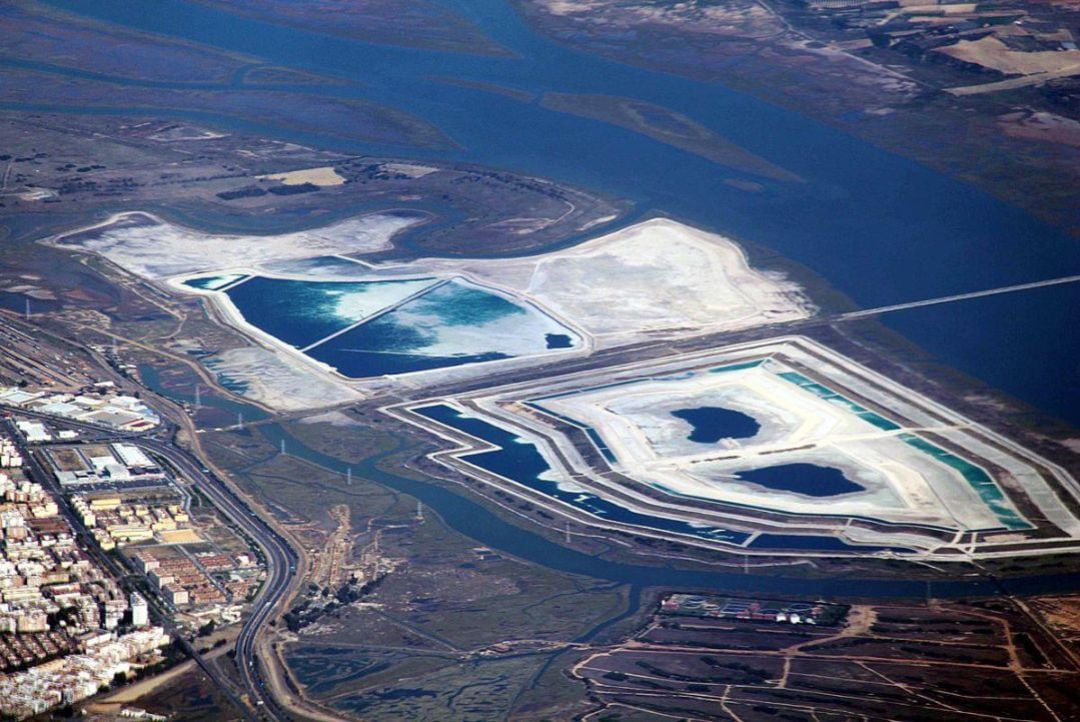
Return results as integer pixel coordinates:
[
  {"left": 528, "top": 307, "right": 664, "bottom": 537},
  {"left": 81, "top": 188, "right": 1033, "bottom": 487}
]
[{"left": 283, "top": 573, "right": 388, "bottom": 633}]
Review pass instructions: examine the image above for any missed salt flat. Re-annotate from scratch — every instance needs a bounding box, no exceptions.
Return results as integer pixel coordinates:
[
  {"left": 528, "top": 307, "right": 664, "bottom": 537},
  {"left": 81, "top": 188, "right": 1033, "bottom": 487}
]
[
  {"left": 350, "top": 279, "right": 580, "bottom": 359},
  {"left": 50, "top": 211, "right": 418, "bottom": 279},
  {"left": 162, "top": 216, "right": 807, "bottom": 402},
  {"left": 414, "top": 217, "right": 814, "bottom": 343},
  {"left": 207, "top": 347, "right": 364, "bottom": 412},
  {"left": 536, "top": 359, "right": 1011, "bottom": 530},
  {"left": 47, "top": 213, "right": 814, "bottom": 411},
  {"left": 395, "top": 336, "right": 1080, "bottom": 558}
]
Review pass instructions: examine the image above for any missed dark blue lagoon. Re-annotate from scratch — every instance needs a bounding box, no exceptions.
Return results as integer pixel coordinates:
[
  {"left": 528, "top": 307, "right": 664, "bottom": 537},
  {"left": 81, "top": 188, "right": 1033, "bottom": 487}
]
[
  {"left": 749, "top": 534, "right": 896, "bottom": 553},
  {"left": 309, "top": 279, "right": 579, "bottom": 377},
  {"left": 545, "top": 333, "right": 574, "bottom": 349},
  {"left": 188, "top": 273, "right": 580, "bottom": 376},
  {"left": 190, "top": 274, "right": 437, "bottom": 349},
  {"left": 735, "top": 463, "right": 864, "bottom": 497},
  {"left": 672, "top": 406, "right": 760, "bottom": 443},
  {"left": 414, "top": 404, "right": 749, "bottom": 544},
  {"left": 257, "top": 421, "right": 1080, "bottom": 595}
]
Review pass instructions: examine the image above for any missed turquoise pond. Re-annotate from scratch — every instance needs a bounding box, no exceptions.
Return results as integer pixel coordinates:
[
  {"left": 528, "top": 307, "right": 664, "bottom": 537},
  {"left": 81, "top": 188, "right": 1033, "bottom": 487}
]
[
  {"left": 525, "top": 362, "right": 1028, "bottom": 531},
  {"left": 776, "top": 371, "right": 1029, "bottom": 531},
  {"left": 185, "top": 274, "right": 581, "bottom": 376},
  {"left": 182, "top": 273, "right": 247, "bottom": 291},
  {"left": 413, "top": 404, "right": 909, "bottom": 552}
]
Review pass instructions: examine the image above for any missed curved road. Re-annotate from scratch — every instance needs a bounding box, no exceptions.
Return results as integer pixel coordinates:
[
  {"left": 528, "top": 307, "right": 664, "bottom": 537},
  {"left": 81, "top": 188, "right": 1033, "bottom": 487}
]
[
  {"left": 4, "top": 403, "right": 300, "bottom": 720},
  {"left": 141, "top": 436, "right": 300, "bottom": 721}
]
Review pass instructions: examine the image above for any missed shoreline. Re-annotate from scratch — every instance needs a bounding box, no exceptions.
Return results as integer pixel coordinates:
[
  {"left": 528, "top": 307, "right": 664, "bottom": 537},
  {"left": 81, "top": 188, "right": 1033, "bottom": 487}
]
[{"left": 47, "top": 212, "right": 815, "bottom": 412}]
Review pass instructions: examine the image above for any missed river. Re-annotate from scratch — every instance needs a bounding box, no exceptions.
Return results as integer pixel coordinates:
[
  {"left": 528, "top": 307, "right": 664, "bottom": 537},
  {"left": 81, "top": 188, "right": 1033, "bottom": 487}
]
[
  {"left": 129, "top": 352, "right": 1080, "bottom": 598},
  {"left": 258, "top": 421, "right": 1080, "bottom": 598},
  {"left": 30, "top": 0, "right": 1080, "bottom": 424}
]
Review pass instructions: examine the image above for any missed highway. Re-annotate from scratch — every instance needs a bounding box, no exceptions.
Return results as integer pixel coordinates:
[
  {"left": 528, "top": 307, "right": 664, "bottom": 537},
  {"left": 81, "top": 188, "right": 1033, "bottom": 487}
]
[
  {"left": 138, "top": 435, "right": 299, "bottom": 721},
  {"left": 0, "top": 303, "right": 302, "bottom": 719},
  {"left": 220, "top": 273, "right": 1080, "bottom": 435},
  {"left": 1, "top": 413, "right": 263, "bottom": 718},
  {"left": 3, "top": 404, "right": 299, "bottom": 720}
]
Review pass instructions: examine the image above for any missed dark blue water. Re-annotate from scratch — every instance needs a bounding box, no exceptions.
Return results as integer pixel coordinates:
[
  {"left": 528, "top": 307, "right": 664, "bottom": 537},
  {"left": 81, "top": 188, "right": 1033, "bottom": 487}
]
[
  {"left": 881, "top": 283, "right": 1080, "bottom": 419},
  {"left": 414, "top": 404, "right": 749, "bottom": 544},
  {"left": 735, "top": 463, "right": 864, "bottom": 497},
  {"left": 750, "top": 534, "right": 894, "bottom": 553},
  {"left": 306, "top": 279, "right": 574, "bottom": 376},
  {"left": 201, "top": 274, "right": 575, "bottom": 377},
  {"left": 314, "top": 330, "right": 509, "bottom": 376},
  {"left": 132, "top": 348, "right": 1080, "bottom": 597},
  {"left": 257, "top": 421, "right": 1080, "bottom": 598},
  {"left": 545, "top": 333, "right": 573, "bottom": 349},
  {"left": 33, "top": 0, "right": 1080, "bottom": 422},
  {"left": 218, "top": 276, "right": 432, "bottom": 349},
  {"left": 672, "top": 406, "right": 760, "bottom": 443}
]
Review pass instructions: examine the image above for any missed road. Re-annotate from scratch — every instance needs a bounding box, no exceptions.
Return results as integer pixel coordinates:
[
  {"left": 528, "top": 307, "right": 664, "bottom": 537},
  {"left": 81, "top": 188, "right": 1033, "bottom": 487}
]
[
  {"left": 7, "top": 270, "right": 1076, "bottom": 720},
  {"left": 138, "top": 435, "right": 299, "bottom": 721},
  {"left": 1, "top": 413, "right": 263, "bottom": 719},
  {"left": 0, "top": 304, "right": 302, "bottom": 719},
  {"left": 224, "top": 273, "right": 1080, "bottom": 434},
  {"left": 839, "top": 274, "right": 1080, "bottom": 320},
  {"left": 3, "top": 403, "right": 299, "bottom": 720}
]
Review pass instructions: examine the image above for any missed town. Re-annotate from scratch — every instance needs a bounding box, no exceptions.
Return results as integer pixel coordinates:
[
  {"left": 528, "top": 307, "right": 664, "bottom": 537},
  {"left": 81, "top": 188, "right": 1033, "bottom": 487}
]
[{"left": 0, "top": 378, "right": 265, "bottom": 719}]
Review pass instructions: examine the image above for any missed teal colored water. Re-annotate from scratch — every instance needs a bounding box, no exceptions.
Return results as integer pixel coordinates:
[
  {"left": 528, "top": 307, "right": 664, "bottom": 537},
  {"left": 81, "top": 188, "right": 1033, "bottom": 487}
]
[
  {"left": 183, "top": 273, "right": 247, "bottom": 291},
  {"left": 137, "top": 358, "right": 1073, "bottom": 593},
  {"left": 261, "top": 421, "right": 1080, "bottom": 595},
  {"left": 899, "top": 434, "right": 1029, "bottom": 531},
  {"left": 187, "top": 273, "right": 579, "bottom": 376},
  {"left": 777, "top": 371, "right": 901, "bottom": 431},
  {"left": 310, "top": 278, "right": 579, "bottom": 377},
  {"left": 776, "top": 370, "right": 1028, "bottom": 530},
  {"left": 405, "top": 280, "right": 524, "bottom": 327},
  {"left": 207, "top": 275, "right": 437, "bottom": 349},
  {"left": 708, "top": 361, "right": 765, "bottom": 374}
]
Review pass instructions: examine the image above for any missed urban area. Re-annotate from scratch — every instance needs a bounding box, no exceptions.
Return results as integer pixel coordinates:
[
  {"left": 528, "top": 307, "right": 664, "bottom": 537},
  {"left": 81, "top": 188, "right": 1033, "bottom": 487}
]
[{"left": 0, "top": 372, "right": 264, "bottom": 719}]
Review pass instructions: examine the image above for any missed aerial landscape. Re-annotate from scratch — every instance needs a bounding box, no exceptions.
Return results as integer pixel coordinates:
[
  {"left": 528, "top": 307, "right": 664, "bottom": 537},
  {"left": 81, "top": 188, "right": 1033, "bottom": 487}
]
[{"left": 0, "top": 0, "right": 1078, "bottom": 720}]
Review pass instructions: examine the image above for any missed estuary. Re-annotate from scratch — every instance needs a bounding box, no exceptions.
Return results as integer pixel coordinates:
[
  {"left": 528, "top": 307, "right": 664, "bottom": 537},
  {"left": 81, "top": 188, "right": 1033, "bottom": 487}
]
[{"left": 36, "top": 0, "right": 1080, "bottom": 423}]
